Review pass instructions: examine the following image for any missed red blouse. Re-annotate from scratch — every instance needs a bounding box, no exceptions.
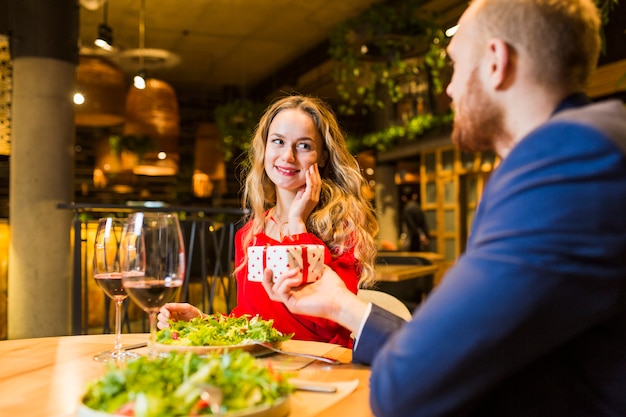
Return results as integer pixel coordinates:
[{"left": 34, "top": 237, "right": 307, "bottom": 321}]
[{"left": 231, "top": 219, "right": 359, "bottom": 348}]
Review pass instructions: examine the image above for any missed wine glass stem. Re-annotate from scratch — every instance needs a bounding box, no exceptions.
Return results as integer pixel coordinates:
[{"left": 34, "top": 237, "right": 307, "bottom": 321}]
[
  {"left": 148, "top": 311, "right": 158, "bottom": 358},
  {"left": 113, "top": 298, "right": 124, "bottom": 356}
]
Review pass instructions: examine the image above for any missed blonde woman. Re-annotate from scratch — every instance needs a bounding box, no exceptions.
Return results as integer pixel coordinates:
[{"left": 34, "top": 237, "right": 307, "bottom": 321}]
[{"left": 159, "top": 95, "right": 378, "bottom": 347}]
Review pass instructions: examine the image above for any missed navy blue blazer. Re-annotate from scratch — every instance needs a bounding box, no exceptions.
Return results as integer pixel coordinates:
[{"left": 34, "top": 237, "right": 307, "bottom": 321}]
[{"left": 354, "top": 98, "right": 626, "bottom": 417}]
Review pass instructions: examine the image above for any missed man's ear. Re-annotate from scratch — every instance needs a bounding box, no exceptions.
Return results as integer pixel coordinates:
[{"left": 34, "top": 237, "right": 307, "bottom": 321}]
[{"left": 485, "top": 38, "right": 513, "bottom": 90}]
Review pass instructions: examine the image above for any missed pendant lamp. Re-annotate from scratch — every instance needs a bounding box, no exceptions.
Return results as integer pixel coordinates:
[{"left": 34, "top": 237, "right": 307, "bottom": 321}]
[
  {"left": 124, "top": 78, "right": 179, "bottom": 176},
  {"left": 74, "top": 56, "right": 125, "bottom": 127}
]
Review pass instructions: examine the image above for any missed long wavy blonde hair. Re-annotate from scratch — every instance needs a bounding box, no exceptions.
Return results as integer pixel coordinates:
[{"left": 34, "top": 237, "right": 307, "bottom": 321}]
[{"left": 238, "top": 95, "right": 379, "bottom": 286}]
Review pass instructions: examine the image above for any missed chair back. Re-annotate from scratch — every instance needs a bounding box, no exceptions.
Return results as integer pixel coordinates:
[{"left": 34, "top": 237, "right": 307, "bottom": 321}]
[{"left": 357, "top": 289, "right": 413, "bottom": 321}]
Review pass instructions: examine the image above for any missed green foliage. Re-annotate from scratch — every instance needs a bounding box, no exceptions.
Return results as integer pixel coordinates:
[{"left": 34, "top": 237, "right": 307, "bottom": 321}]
[
  {"left": 596, "top": 0, "right": 619, "bottom": 25},
  {"left": 109, "top": 134, "right": 156, "bottom": 158},
  {"left": 595, "top": 0, "right": 621, "bottom": 54},
  {"left": 214, "top": 100, "right": 266, "bottom": 161},
  {"left": 328, "top": 0, "right": 448, "bottom": 115},
  {"left": 346, "top": 112, "right": 453, "bottom": 154}
]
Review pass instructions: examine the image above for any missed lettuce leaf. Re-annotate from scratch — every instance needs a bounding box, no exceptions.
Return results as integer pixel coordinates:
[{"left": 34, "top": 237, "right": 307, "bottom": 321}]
[
  {"left": 156, "top": 314, "right": 293, "bottom": 347},
  {"left": 82, "top": 350, "right": 293, "bottom": 417}
]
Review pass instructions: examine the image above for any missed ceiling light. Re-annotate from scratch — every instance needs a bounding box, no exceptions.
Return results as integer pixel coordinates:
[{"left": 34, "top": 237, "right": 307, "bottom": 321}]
[
  {"left": 95, "top": 23, "right": 113, "bottom": 51},
  {"left": 80, "top": 0, "right": 106, "bottom": 10},
  {"left": 445, "top": 25, "right": 459, "bottom": 37},
  {"left": 94, "top": 1, "right": 113, "bottom": 51},
  {"left": 109, "top": 0, "right": 179, "bottom": 76}
]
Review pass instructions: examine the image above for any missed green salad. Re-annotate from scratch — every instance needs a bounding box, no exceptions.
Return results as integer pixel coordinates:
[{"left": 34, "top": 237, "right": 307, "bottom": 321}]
[
  {"left": 82, "top": 350, "right": 293, "bottom": 417},
  {"left": 156, "top": 314, "right": 293, "bottom": 347}
]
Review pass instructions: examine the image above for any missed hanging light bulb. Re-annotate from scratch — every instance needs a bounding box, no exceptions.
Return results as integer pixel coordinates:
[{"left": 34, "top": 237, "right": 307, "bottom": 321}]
[
  {"left": 133, "top": 70, "right": 146, "bottom": 89},
  {"left": 132, "top": 0, "right": 147, "bottom": 90},
  {"left": 73, "top": 90, "right": 85, "bottom": 105},
  {"left": 121, "top": 0, "right": 179, "bottom": 176}
]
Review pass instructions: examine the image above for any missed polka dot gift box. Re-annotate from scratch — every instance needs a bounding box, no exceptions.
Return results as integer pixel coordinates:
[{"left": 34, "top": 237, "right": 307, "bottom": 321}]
[{"left": 247, "top": 245, "right": 325, "bottom": 284}]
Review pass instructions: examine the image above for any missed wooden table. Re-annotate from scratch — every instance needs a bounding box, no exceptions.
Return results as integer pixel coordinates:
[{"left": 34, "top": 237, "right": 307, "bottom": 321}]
[
  {"left": 0, "top": 334, "right": 373, "bottom": 417},
  {"left": 375, "top": 263, "right": 439, "bottom": 282},
  {"left": 377, "top": 251, "right": 447, "bottom": 284},
  {"left": 377, "top": 251, "right": 444, "bottom": 263},
  {"left": 374, "top": 257, "right": 440, "bottom": 309}
]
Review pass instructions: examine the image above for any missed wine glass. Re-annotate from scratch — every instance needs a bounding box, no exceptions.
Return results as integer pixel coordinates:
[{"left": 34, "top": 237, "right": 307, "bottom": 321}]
[
  {"left": 119, "top": 212, "right": 185, "bottom": 357},
  {"left": 92, "top": 217, "right": 139, "bottom": 362}
]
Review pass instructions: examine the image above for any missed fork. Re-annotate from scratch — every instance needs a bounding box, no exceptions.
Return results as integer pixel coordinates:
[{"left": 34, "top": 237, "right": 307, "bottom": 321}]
[{"left": 253, "top": 341, "right": 342, "bottom": 365}]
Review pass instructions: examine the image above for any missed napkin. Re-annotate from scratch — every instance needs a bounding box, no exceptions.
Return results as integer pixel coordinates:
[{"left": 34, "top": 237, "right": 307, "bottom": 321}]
[{"left": 289, "top": 379, "right": 360, "bottom": 417}]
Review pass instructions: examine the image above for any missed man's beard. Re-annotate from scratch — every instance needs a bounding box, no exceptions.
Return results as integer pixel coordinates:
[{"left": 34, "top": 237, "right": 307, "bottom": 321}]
[{"left": 451, "top": 68, "right": 508, "bottom": 153}]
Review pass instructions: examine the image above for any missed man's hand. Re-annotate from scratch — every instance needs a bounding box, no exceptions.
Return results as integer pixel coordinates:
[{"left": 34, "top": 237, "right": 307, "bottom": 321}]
[{"left": 261, "top": 265, "right": 369, "bottom": 333}]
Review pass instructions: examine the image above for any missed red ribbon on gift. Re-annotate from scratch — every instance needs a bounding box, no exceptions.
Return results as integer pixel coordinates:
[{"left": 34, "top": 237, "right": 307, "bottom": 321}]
[
  {"left": 301, "top": 245, "right": 309, "bottom": 285},
  {"left": 262, "top": 246, "right": 267, "bottom": 274},
  {"left": 262, "top": 245, "right": 310, "bottom": 284}
]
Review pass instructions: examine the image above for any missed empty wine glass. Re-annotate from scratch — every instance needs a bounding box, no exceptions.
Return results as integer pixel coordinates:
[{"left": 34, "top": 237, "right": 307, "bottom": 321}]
[
  {"left": 92, "top": 217, "right": 139, "bottom": 362},
  {"left": 119, "top": 212, "right": 185, "bottom": 357}
]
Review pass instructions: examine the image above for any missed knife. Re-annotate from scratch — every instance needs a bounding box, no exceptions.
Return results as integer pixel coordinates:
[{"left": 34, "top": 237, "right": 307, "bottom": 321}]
[
  {"left": 122, "top": 342, "right": 148, "bottom": 351},
  {"left": 291, "top": 380, "right": 338, "bottom": 393}
]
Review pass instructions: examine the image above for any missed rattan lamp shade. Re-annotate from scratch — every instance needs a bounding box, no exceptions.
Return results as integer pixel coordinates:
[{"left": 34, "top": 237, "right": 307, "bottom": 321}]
[
  {"left": 124, "top": 78, "right": 179, "bottom": 176},
  {"left": 75, "top": 56, "right": 125, "bottom": 127}
]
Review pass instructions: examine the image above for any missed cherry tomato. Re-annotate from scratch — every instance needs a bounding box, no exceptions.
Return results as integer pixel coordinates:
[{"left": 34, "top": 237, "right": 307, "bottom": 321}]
[{"left": 115, "top": 402, "right": 135, "bottom": 416}]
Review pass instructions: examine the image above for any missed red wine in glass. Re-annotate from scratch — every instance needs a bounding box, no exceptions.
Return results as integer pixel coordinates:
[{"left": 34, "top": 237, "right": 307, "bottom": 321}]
[
  {"left": 120, "top": 212, "right": 185, "bottom": 357},
  {"left": 92, "top": 218, "right": 139, "bottom": 363},
  {"left": 94, "top": 272, "right": 125, "bottom": 299},
  {"left": 123, "top": 277, "right": 182, "bottom": 310}
]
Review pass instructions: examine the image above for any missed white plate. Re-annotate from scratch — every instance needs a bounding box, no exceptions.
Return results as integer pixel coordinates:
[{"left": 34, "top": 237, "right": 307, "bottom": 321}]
[
  {"left": 78, "top": 396, "right": 290, "bottom": 417},
  {"left": 153, "top": 341, "right": 281, "bottom": 356}
]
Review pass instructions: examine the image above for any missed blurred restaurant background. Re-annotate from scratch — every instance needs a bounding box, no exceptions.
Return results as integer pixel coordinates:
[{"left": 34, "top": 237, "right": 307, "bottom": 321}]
[{"left": 0, "top": 0, "right": 624, "bottom": 340}]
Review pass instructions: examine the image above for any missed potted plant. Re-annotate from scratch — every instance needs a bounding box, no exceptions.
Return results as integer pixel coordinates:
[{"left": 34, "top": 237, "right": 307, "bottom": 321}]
[{"left": 108, "top": 134, "right": 156, "bottom": 170}]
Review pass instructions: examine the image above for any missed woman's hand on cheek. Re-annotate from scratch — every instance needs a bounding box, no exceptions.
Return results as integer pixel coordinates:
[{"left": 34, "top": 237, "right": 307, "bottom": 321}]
[{"left": 288, "top": 164, "right": 321, "bottom": 232}]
